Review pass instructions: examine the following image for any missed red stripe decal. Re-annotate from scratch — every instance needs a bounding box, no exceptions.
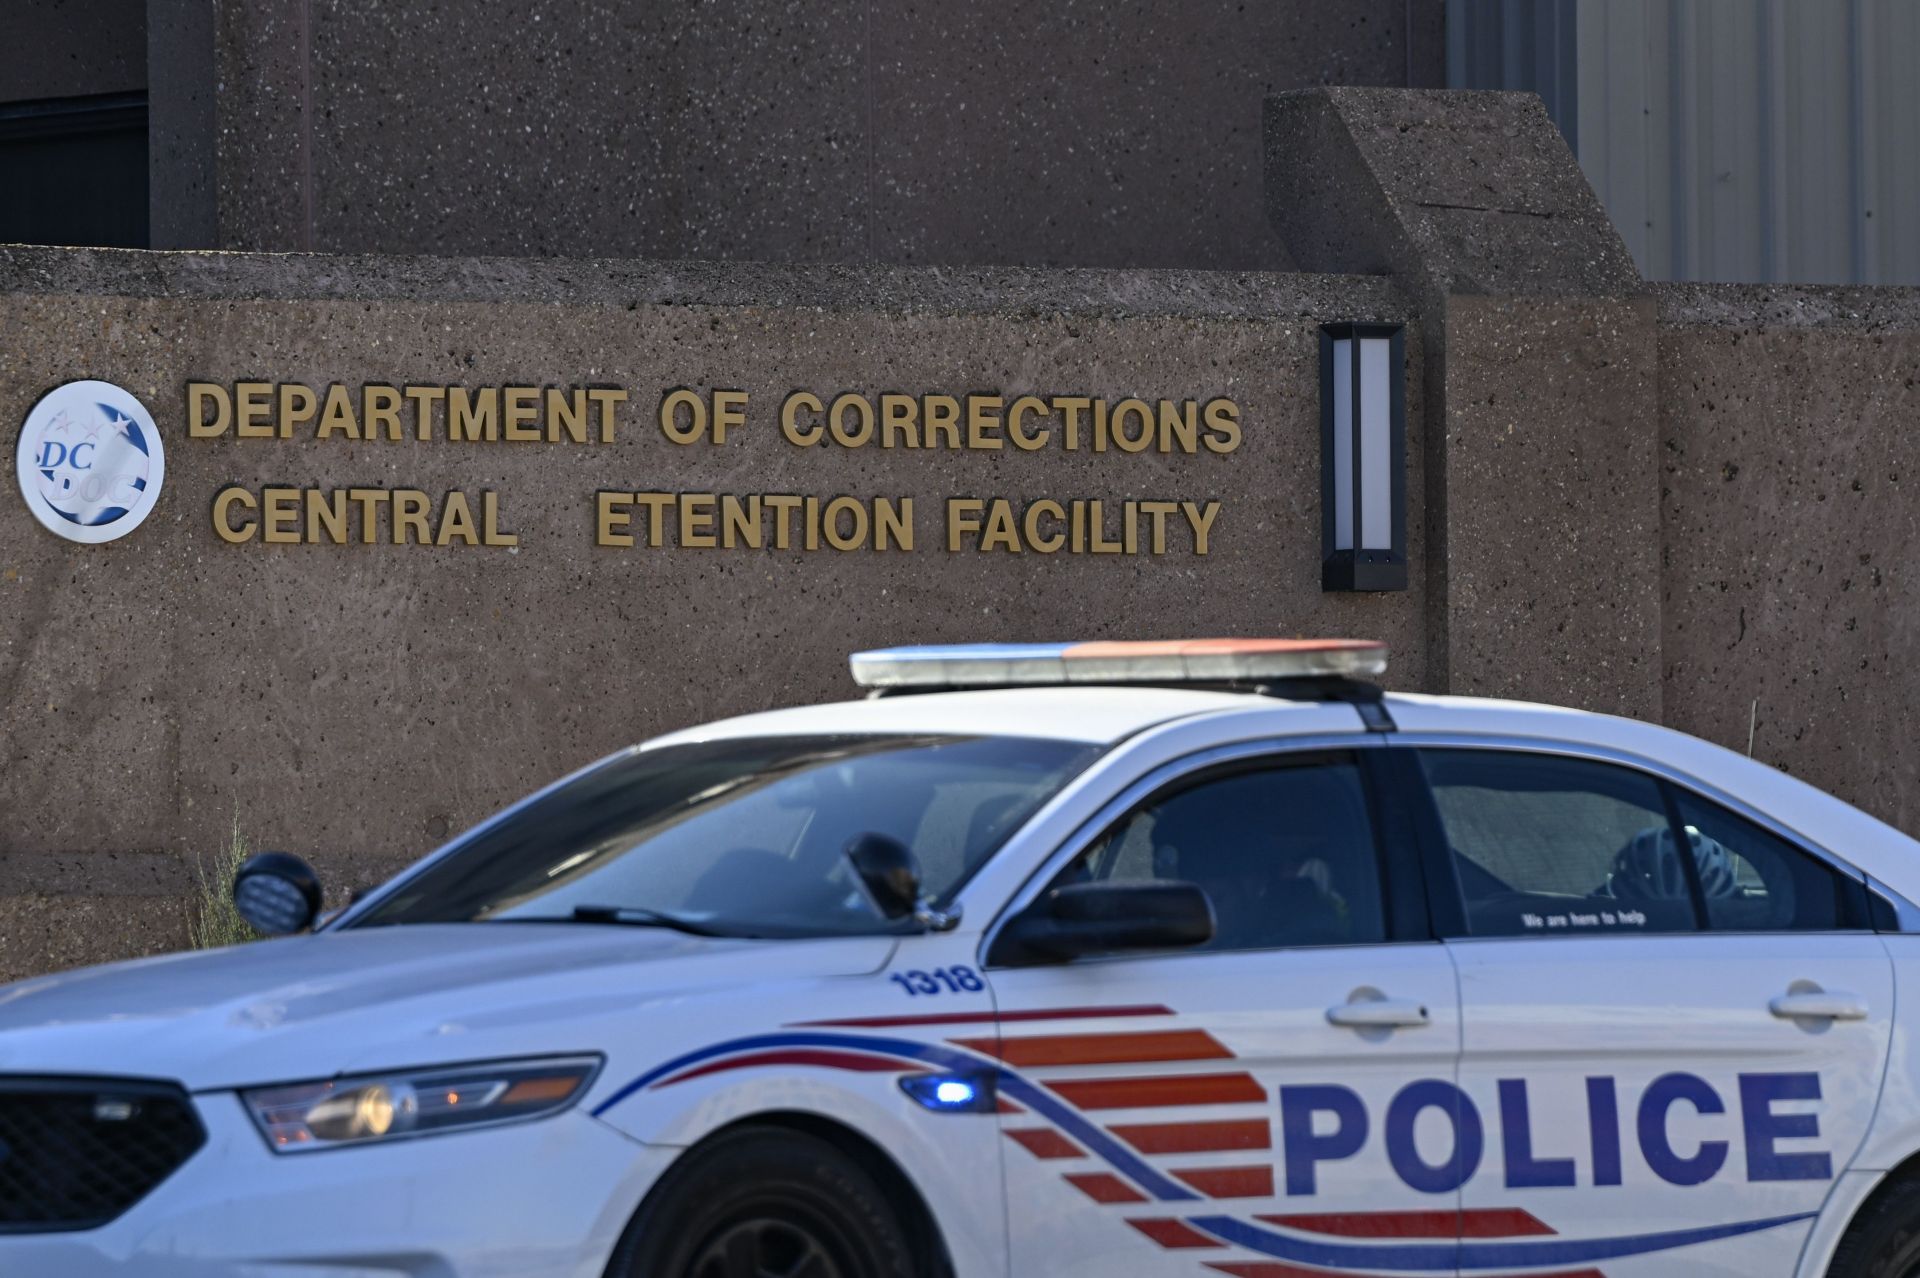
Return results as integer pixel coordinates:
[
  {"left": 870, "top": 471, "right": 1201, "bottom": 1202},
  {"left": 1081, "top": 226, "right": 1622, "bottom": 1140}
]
[
  {"left": 1063, "top": 1172, "right": 1147, "bottom": 1204},
  {"left": 1111, "top": 1119, "right": 1271, "bottom": 1154},
  {"left": 656, "top": 1049, "right": 907, "bottom": 1088},
  {"left": 1127, "top": 1218, "right": 1224, "bottom": 1249},
  {"left": 1048, "top": 1072, "right": 1266, "bottom": 1110},
  {"left": 799, "top": 1004, "right": 1172, "bottom": 1029},
  {"left": 1257, "top": 1209, "right": 1556, "bottom": 1239},
  {"left": 1005, "top": 1128, "right": 1082, "bottom": 1159},
  {"left": 994, "top": 1098, "right": 1023, "bottom": 1115},
  {"left": 1172, "top": 1165, "right": 1274, "bottom": 1198},
  {"left": 1442, "top": 1207, "right": 1561, "bottom": 1238},
  {"left": 954, "top": 1030, "right": 1232, "bottom": 1067}
]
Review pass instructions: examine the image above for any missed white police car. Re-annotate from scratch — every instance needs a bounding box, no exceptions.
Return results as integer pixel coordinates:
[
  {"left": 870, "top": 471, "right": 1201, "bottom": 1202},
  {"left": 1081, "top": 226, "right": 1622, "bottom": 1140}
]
[{"left": 4, "top": 638, "right": 1920, "bottom": 1278}]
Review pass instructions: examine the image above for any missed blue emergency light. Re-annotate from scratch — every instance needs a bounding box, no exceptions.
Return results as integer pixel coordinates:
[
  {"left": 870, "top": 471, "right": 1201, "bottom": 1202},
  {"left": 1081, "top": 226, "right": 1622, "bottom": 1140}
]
[{"left": 899, "top": 1072, "right": 998, "bottom": 1114}]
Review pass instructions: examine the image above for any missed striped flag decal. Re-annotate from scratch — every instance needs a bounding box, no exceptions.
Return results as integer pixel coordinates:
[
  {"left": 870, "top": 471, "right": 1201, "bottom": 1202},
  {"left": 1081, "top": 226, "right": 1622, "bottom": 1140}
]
[
  {"left": 957, "top": 1029, "right": 1233, "bottom": 1067},
  {"left": 1111, "top": 1119, "right": 1271, "bottom": 1155},
  {"left": 1048, "top": 1072, "right": 1266, "bottom": 1110}
]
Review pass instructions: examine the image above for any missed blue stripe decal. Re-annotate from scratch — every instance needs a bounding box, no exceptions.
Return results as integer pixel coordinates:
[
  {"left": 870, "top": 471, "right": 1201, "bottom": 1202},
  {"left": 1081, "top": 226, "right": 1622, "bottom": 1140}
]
[
  {"left": 591, "top": 1030, "right": 1195, "bottom": 1202},
  {"left": 590, "top": 1031, "right": 986, "bottom": 1116},
  {"left": 1190, "top": 1210, "right": 1814, "bottom": 1272}
]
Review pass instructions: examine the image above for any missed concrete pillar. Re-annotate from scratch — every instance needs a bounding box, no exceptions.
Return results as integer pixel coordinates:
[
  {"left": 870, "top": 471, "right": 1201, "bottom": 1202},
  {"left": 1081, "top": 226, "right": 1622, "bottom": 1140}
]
[
  {"left": 147, "top": 0, "right": 218, "bottom": 249},
  {"left": 1264, "top": 87, "right": 1660, "bottom": 719}
]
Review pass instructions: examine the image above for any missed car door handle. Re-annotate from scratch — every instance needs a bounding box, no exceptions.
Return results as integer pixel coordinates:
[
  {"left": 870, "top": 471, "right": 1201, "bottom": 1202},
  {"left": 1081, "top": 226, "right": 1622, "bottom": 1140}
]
[
  {"left": 1326, "top": 998, "right": 1431, "bottom": 1029},
  {"left": 1769, "top": 991, "right": 1869, "bottom": 1021}
]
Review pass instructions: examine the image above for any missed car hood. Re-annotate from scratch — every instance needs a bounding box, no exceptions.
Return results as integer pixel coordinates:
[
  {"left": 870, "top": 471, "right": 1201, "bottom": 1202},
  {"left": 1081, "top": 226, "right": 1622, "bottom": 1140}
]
[{"left": 0, "top": 923, "right": 896, "bottom": 1091}]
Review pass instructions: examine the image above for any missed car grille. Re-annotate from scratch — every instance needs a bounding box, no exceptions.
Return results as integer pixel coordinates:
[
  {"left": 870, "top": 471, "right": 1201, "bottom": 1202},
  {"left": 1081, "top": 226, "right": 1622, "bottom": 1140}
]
[{"left": 0, "top": 1078, "right": 206, "bottom": 1232}]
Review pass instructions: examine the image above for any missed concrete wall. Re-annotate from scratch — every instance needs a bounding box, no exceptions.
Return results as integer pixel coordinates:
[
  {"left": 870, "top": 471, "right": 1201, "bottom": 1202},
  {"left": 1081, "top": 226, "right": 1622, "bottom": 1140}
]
[
  {"left": 150, "top": 0, "right": 1444, "bottom": 265},
  {"left": 1, "top": 0, "right": 146, "bottom": 105},
  {"left": 0, "top": 246, "right": 1424, "bottom": 977},
  {"left": 9, "top": 83, "right": 1920, "bottom": 988},
  {"left": 1657, "top": 283, "right": 1920, "bottom": 829}
]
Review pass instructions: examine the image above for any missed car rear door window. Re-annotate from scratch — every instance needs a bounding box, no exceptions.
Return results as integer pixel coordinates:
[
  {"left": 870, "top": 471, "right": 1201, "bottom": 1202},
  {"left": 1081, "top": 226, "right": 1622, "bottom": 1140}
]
[
  {"left": 1418, "top": 749, "right": 1699, "bottom": 937},
  {"left": 1669, "top": 788, "right": 1871, "bottom": 931},
  {"left": 1419, "top": 748, "right": 1876, "bottom": 938}
]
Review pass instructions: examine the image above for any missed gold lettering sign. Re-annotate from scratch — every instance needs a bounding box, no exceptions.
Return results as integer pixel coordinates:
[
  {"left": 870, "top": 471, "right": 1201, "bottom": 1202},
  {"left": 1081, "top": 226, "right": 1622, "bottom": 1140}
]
[
  {"left": 210, "top": 486, "right": 517, "bottom": 547},
  {"left": 186, "top": 382, "right": 628, "bottom": 444},
  {"left": 186, "top": 382, "right": 1248, "bottom": 558}
]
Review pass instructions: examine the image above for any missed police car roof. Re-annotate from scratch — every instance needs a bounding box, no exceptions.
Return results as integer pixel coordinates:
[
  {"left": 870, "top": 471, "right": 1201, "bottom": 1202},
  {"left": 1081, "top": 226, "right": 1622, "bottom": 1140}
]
[
  {"left": 647, "top": 676, "right": 1920, "bottom": 899},
  {"left": 650, "top": 685, "right": 1272, "bottom": 747}
]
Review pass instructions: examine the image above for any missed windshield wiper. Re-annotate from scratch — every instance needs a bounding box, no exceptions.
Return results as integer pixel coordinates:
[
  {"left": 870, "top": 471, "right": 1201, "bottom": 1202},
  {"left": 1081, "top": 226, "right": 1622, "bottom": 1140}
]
[
  {"left": 570, "top": 904, "right": 736, "bottom": 936},
  {"left": 488, "top": 904, "right": 735, "bottom": 937}
]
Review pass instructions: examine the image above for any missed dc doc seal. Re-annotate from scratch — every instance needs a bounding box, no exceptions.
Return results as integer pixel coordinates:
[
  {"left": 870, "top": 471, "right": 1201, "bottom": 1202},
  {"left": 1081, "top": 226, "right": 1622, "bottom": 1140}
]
[{"left": 14, "top": 380, "right": 165, "bottom": 544}]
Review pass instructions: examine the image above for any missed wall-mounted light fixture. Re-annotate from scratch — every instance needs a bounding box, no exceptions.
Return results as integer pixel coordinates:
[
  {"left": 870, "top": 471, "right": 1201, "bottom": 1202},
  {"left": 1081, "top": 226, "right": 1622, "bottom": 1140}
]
[{"left": 1320, "top": 322, "right": 1406, "bottom": 592}]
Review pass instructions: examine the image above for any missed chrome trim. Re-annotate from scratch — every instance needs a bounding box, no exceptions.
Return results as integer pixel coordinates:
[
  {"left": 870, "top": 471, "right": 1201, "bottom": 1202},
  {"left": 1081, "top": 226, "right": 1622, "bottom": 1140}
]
[
  {"left": 1388, "top": 731, "right": 1874, "bottom": 889},
  {"left": 976, "top": 733, "right": 1383, "bottom": 967}
]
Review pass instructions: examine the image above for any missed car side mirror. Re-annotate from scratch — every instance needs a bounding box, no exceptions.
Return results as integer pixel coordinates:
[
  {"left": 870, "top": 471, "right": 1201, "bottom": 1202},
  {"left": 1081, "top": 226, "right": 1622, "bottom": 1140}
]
[
  {"left": 992, "top": 881, "right": 1215, "bottom": 966},
  {"left": 844, "top": 833, "right": 923, "bottom": 921},
  {"left": 232, "top": 851, "right": 324, "bottom": 936}
]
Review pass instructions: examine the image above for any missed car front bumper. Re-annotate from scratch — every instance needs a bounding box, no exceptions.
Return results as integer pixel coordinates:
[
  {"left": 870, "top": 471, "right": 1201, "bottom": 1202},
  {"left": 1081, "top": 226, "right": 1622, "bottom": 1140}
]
[{"left": 0, "top": 1092, "right": 675, "bottom": 1277}]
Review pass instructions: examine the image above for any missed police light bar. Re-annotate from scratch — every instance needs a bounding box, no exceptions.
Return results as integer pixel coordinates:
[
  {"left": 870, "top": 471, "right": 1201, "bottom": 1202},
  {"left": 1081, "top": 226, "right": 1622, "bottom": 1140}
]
[{"left": 849, "top": 638, "right": 1386, "bottom": 689}]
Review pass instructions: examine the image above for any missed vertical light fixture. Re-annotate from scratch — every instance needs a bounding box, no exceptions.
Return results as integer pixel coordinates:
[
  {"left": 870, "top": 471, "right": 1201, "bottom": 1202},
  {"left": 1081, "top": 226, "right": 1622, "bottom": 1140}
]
[{"left": 1320, "top": 322, "right": 1406, "bottom": 592}]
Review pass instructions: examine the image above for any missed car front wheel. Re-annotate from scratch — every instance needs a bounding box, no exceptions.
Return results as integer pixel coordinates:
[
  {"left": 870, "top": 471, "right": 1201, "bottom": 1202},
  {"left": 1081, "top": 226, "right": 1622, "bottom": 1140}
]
[{"left": 607, "top": 1126, "right": 916, "bottom": 1278}]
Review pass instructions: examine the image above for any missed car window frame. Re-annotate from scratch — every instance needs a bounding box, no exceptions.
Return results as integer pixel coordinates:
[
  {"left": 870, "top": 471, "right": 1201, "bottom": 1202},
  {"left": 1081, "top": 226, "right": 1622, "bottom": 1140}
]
[
  {"left": 1393, "top": 735, "right": 1887, "bottom": 941},
  {"left": 979, "top": 737, "right": 1435, "bottom": 969}
]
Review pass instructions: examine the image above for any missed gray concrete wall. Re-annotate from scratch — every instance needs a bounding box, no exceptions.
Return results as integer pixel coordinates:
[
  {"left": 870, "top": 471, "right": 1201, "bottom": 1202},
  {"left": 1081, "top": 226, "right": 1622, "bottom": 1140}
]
[
  {"left": 148, "top": 0, "right": 216, "bottom": 249},
  {"left": 0, "top": 245, "right": 1424, "bottom": 977},
  {"left": 1263, "top": 88, "right": 1659, "bottom": 721},
  {"left": 1, "top": 0, "right": 146, "bottom": 105},
  {"left": 1657, "top": 283, "right": 1920, "bottom": 830},
  {"left": 157, "top": 0, "right": 1443, "bottom": 265},
  {"left": 11, "top": 83, "right": 1920, "bottom": 990}
]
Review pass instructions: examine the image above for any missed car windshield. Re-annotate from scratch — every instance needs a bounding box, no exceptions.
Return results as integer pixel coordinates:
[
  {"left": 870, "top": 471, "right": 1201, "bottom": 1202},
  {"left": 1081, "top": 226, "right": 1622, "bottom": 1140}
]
[{"left": 349, "top": 733, "right": 1100, "bottom": 937}]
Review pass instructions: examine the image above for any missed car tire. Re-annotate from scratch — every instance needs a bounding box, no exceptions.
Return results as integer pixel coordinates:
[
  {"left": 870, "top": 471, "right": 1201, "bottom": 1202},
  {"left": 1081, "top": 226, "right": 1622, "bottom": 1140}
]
[
  {"left": 1829, "top": 1176, "right": 1920, "bottom": 1277},
  {"left": 606, "top": 1125, "right": 918, "bottom": 1278}
]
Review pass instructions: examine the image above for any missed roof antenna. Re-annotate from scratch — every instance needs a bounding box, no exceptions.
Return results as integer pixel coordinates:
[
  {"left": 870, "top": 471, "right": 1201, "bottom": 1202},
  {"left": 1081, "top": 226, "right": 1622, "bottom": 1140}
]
[{"left": 1747, "top": 699, "right": 1758, "bottom": 758}]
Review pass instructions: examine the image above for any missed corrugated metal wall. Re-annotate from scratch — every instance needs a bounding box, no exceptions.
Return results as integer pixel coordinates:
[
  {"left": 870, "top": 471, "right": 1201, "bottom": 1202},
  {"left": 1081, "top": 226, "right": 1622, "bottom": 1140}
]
[{"left": 1450, "top": 0, "right": 1920, "bottom": 285}]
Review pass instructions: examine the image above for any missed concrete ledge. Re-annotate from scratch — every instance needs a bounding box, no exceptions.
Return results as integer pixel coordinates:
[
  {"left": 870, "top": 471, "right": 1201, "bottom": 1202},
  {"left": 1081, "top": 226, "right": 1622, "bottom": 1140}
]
[
  {"left": 1265, "top": 87, "right": 1641, "bottom": 299},
  {"left": 0, "top": 895, "right": 190, "bottom": 983},
  {"left": 0, "top": 244, "right": 1413, "bottom": 321},
  {"left": 1657, "top": 282, "right": 1920, "bottom": 331},
  {"left": 0, "top": 850, "right": 187, "bottom": 897}
]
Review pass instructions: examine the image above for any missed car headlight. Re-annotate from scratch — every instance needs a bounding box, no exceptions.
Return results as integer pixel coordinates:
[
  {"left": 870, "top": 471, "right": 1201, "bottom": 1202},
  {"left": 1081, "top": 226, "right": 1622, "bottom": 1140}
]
[{"left": 241, "top": 1055, "right": 601, "bottom": 1153}]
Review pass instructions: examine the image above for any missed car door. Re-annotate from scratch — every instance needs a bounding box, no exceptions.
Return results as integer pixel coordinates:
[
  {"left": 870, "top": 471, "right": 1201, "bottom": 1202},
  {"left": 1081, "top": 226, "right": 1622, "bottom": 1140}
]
[
  {"left": 1415, "top": 744, "right": 1894, "bottom": 1278},
  {"left": 980, "top": 745, "right": 1466, "bottom": 1278}
]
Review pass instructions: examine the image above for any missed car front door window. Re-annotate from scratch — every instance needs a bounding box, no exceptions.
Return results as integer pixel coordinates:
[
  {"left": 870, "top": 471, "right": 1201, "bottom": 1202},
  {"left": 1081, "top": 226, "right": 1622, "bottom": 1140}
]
[{"left": 1065, "top": 760, "right": 1386, "bottom": 952}]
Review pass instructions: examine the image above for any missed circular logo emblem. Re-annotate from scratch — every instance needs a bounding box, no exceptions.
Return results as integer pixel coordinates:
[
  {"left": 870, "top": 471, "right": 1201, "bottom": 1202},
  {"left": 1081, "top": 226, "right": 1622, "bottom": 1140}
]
[{"left": 14, "top": 380, "right": 165, "bottom": 544}]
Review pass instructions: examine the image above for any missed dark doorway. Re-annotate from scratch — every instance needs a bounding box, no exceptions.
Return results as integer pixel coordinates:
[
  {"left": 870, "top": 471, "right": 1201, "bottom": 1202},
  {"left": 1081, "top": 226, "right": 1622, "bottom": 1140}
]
[{"left": 0, "top": 92, "right": 148, "bottom": 248}]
